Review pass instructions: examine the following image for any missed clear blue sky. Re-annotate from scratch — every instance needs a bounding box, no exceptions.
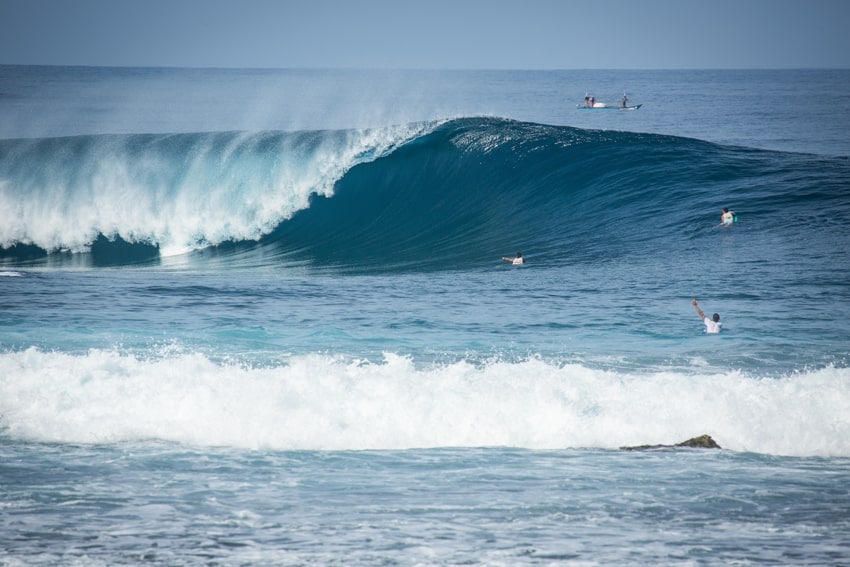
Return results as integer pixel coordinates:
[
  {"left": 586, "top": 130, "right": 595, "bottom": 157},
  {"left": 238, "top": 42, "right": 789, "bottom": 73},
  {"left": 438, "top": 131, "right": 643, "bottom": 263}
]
[{"left": 1, "top": 0, "right": 848, "bottom": 69}]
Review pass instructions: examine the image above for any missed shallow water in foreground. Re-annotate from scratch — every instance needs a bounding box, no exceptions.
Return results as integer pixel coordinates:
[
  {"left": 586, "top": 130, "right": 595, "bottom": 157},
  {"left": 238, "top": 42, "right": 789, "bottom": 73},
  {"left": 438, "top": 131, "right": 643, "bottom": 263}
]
[{"left": 3, "top": 443, "right": 850, "bottom": 566}]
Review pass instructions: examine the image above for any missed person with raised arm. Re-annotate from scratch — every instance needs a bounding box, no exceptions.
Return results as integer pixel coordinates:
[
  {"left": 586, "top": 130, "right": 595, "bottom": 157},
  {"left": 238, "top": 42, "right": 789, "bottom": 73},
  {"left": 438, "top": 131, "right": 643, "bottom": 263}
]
[{"left": 692, "top": 299, "right": 721, "bottom": 333}]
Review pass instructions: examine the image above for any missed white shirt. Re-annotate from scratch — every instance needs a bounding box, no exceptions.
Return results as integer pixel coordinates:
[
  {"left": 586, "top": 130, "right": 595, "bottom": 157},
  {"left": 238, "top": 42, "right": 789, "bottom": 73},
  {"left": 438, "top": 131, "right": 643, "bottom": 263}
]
[{"left": 703, "top": 317, "right": 722, "bottom": 334}]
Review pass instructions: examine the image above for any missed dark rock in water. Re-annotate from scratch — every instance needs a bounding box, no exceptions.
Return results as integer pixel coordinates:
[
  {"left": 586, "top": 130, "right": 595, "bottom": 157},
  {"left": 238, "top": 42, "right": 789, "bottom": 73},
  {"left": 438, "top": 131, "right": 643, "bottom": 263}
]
[
  {"left": 620, "top": 434, "right": 721, "bottom": 451},
  {"left": 675, "top": 434, "right": 721, "bottom": 449}
]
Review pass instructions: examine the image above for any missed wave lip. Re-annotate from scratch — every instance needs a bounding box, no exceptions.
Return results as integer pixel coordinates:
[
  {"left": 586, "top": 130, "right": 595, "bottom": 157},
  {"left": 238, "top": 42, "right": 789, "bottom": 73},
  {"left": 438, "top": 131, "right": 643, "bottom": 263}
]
[{"left": 0, "top": 123, "right": 433, "bottom": 258}]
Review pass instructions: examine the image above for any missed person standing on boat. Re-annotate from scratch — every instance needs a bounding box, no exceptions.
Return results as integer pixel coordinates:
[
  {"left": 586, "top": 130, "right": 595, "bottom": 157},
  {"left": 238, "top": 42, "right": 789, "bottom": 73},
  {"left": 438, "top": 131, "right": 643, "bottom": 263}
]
[
  {"left": 622, "top": 93, "right": 628, "bottom": 108},
  {"left": 584, "top": 93, "right": 591, "bottom": 108}
]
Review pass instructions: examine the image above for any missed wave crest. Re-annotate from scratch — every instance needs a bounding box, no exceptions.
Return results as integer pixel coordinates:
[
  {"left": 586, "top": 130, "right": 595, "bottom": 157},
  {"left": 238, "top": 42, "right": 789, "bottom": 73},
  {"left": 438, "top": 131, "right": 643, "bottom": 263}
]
[
  {"left": 0, "top": 123, "right": 432, "bottom": 256},
  {"left": 2, "top": 118, "right": 848, "bottom": 270}
]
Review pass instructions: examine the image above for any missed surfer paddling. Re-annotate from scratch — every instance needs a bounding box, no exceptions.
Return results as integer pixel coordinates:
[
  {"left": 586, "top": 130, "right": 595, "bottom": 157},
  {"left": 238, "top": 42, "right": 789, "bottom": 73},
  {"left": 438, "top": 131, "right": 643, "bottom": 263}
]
[{"left": 502, "top": 252, "right": 524, "bottom": 265}]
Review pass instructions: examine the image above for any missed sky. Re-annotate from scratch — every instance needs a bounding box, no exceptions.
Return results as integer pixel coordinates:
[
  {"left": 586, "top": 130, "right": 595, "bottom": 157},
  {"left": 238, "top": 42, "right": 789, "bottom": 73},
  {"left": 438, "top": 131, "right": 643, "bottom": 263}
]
[{"left": 1, "top": 0, "right": 849, "bottom": 69}]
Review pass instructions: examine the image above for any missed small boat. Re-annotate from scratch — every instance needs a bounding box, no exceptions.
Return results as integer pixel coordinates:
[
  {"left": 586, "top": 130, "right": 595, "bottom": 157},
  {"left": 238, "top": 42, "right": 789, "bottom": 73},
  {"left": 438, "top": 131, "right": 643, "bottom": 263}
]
[
  {"left": 578, "top": 92, "right": 642, "bottom": 110},
  {"left": 577, "top": 103, "right": 642, "bottom": 110}
]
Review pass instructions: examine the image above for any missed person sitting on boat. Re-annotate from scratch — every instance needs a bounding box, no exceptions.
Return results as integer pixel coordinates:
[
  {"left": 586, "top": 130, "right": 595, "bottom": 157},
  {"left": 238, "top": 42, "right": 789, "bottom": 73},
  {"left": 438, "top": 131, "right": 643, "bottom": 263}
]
[
  {"left": 502, "top": 252, "right": 524, "bottom": 265},
  {"left": 721, "top": 207, "right": 736, "bottom": 226}
]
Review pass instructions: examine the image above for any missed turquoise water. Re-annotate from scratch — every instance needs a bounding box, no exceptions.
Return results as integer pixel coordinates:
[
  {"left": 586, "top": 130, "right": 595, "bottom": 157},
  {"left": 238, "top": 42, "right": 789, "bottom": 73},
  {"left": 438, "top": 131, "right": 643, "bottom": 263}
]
[{"left": 1, "top": 66, "right": 849, "bottom": 564}]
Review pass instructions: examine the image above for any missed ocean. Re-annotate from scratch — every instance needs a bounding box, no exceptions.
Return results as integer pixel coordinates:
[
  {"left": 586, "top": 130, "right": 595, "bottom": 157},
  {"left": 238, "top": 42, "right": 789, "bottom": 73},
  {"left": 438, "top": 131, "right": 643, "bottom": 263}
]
[{"left": 1, "top": 66, "right": 849, "bottom": 565}]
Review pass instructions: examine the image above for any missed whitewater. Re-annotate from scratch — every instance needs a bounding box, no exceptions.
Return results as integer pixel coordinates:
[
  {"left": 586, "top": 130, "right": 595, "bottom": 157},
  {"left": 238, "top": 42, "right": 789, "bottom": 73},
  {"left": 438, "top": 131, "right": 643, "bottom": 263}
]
[{"left": 2, "top": 66, "right": 850, "bottom": 565}]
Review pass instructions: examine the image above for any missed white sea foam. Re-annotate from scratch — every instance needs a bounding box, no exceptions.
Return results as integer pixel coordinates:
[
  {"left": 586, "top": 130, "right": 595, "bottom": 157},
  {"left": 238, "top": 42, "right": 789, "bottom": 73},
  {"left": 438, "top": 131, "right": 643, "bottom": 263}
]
[{"left": 1, "top": 348, "right": 848, "bottom": 457}]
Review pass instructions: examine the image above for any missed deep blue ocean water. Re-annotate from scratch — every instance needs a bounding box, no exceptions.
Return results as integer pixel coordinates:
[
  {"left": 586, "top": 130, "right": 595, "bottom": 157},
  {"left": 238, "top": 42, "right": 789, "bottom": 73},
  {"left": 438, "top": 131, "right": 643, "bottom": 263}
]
[{"left": 1, "top": 66, "right": 850, "bottom": 565}]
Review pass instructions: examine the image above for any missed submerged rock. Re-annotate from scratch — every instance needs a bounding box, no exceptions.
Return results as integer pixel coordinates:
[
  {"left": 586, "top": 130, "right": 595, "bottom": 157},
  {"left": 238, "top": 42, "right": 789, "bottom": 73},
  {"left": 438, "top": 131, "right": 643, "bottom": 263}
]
[{"left": 620, "top": 434, "right": 721, "bottom": 451}]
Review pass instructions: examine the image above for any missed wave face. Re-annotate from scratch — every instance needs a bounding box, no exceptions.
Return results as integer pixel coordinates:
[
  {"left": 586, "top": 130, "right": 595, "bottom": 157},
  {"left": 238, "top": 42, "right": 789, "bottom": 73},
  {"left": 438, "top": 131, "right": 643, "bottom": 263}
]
[{"left": 2, "top": 117, "right": 849, "bottom": 270}]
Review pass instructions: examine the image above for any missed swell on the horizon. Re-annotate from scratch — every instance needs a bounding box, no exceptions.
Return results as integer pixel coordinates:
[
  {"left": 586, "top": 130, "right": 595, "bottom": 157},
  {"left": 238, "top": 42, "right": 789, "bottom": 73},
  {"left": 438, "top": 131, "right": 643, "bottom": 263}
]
[{"left": 2, "top": 117, "right": 848, "bottom": 270}]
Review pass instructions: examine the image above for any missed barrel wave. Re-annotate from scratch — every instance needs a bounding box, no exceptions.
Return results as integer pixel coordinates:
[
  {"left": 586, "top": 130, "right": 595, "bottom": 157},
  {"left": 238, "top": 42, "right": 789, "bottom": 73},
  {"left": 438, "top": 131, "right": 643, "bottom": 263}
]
[{"left": 2, "top": 117, "right": 849, "bottom": 271}]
